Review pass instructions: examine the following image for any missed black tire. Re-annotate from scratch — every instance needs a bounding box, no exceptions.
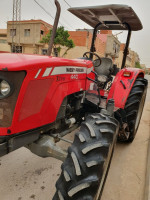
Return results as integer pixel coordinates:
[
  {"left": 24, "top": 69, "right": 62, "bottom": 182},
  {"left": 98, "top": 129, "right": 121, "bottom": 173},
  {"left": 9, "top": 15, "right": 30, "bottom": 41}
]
[
  {"left": 124, "top": 77, "right": 148, "bottom": 142},
  {"left": 52, "top": 113, "right": 118, "bottom": 200}
]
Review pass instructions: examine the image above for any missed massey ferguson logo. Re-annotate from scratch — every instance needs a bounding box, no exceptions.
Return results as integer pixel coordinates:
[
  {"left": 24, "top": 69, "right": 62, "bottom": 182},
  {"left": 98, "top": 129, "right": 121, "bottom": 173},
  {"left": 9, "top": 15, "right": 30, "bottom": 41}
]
[{"left": 66, "top": 67, "right": 84, "bottom": 73}]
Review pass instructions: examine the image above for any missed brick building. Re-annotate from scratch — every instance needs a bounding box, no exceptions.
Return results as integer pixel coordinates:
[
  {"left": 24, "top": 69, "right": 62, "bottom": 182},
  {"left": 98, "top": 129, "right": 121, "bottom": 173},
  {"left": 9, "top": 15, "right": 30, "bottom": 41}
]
[
  {"left": 61, "top": 29, "right": 120, "bottom": 60},
  {"left": 63, "top": 30, "right": 106, "bottom": 59}
]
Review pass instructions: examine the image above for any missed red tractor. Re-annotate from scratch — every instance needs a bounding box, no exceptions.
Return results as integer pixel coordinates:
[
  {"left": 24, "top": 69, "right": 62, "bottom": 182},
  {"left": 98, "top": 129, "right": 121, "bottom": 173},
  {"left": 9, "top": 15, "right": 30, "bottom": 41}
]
[{"left": 0, "top": 2, "right": 148, "bottom": 200}]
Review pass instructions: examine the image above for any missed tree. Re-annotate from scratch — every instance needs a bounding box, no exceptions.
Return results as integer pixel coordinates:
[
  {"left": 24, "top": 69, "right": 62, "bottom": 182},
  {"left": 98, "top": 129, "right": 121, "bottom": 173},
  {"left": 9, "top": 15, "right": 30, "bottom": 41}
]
[
  {"left": 135, "top": 62, "right": 142, "bottom": 69},
  {"left": 40, "top": 26, "right": 75, "bottom": 57}
]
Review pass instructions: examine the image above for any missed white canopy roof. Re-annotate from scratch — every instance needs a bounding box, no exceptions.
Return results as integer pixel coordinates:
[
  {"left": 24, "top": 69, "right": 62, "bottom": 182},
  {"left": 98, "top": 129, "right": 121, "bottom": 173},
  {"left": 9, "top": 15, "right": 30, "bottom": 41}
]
[{"left": 68, "top": 4, "right": 143, "bottom": 31}]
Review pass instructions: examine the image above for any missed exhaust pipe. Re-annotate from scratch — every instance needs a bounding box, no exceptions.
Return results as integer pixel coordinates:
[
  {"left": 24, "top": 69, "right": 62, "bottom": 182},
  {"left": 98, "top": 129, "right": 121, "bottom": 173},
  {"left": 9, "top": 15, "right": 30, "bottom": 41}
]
[{"left": 47, "top": 0, "right": 61, "bottom": 56}]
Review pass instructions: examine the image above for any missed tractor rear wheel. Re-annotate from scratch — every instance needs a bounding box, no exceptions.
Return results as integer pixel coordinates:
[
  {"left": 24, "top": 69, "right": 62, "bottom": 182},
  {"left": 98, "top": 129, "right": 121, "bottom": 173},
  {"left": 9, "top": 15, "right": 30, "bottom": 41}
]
[
  {"left": 124, "top": 77, "right": 148, "bottom": 142},
  {"left": 52, "top": 113, "right": 118, "bottom": 200}
]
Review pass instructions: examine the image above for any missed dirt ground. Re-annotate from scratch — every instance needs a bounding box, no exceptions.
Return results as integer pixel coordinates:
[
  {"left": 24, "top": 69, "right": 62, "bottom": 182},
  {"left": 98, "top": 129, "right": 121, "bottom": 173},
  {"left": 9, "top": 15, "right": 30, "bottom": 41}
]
[{"left": 0, "top": 75, "right": 150, "bottom": 200}]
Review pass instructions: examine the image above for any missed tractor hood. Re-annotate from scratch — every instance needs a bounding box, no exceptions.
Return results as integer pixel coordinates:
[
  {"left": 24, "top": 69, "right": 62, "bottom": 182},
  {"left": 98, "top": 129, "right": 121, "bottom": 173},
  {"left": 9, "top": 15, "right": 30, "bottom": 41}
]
[{"left": 0, "top": 53, "right": 91, "bottom": 71}]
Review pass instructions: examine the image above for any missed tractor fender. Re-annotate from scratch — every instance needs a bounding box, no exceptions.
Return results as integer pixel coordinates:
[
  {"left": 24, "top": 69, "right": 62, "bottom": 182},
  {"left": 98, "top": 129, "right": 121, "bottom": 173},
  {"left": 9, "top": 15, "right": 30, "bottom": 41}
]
[{"left": 107, "top": 68, "right": 145, "bottom": 109}]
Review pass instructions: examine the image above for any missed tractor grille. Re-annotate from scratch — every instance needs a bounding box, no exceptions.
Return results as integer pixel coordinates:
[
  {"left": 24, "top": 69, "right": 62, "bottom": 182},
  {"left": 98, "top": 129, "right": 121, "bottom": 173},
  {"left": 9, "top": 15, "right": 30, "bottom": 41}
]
[{"left": 0, "top": 71, "right": 26, "bottom": 127}]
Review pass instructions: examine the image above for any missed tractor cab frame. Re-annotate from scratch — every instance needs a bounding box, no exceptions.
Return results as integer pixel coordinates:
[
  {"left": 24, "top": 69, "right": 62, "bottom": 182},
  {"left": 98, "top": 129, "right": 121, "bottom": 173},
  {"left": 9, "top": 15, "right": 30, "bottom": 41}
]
[{"left": 68, "top": 4, "right": 143, "bottom": 69}]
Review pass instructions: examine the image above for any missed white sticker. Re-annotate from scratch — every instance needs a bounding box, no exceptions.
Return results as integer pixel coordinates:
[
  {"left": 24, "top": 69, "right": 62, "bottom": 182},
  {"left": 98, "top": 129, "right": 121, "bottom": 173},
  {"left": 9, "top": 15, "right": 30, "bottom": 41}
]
[
  {"left": 90, "top": 83, "right": 94, "bottom": 90},
  {"left": 71, "top": 74, "right": 78, "bottom": 79}
]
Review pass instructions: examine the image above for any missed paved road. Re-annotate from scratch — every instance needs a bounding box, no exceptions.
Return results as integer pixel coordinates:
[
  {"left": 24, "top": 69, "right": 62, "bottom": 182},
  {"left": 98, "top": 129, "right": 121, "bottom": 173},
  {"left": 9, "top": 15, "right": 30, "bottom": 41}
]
[{"left": 0, "top": 75, "right": 150, "bottom": 200}]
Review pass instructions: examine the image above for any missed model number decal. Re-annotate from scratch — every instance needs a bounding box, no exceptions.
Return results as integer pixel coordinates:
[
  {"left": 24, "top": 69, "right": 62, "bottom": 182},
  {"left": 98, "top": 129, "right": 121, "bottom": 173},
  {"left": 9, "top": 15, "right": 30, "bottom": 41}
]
[
  {"left": 71, "top": 74, "right": 78, "bottom": 79},
  {"left": 56, "top": 76, "right": 66, "bottom": 81},
  {"left": 66, "top": 67, "right": 84, "bottom": 73}
]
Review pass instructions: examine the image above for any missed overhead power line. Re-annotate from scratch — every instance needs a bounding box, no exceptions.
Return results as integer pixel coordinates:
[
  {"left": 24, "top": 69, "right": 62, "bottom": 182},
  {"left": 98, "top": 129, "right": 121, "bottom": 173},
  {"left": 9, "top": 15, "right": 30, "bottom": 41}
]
[
  {"left": 33, "top": 0, "right": 72, "bottom": 29},
  {"left": 48, "top": 0, "right": 74, "bottom": 29},
  {"left": 63, "top": 0, "right": 71, "bottom": 8},
  {"left": 33, "top": 0, "right": 54, "bottom": 21}
]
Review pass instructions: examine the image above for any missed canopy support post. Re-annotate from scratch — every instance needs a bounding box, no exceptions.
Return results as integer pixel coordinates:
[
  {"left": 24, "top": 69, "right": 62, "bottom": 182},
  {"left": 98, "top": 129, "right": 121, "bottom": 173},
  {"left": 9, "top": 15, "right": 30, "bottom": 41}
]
[{"left": 121, "top": 23, "right": 132, "bottom": 69}]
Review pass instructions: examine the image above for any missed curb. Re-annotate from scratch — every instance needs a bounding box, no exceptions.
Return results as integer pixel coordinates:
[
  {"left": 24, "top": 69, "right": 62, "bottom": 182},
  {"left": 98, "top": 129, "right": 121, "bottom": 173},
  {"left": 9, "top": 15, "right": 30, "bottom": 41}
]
[{"left": 144, "top": 120, "right": 150, "bottom": 200}]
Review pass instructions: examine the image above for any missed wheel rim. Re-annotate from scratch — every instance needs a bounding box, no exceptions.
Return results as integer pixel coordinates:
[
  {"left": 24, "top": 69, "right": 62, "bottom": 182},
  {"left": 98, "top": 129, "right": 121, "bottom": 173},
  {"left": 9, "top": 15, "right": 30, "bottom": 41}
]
[{"left": 134, "top": 88, "right": 147, "bottom": 132}]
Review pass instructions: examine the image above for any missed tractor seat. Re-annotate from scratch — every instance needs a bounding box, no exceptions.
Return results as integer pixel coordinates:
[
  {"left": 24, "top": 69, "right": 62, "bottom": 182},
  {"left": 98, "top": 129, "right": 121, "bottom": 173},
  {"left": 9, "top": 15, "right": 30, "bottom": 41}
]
[{"left": 94, "top": 57, "right": 113, "bottom": 77}]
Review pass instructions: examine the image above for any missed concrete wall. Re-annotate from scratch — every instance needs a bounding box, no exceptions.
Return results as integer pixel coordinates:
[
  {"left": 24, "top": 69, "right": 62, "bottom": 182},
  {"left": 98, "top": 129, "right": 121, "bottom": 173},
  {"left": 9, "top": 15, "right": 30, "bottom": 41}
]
[
  {"left": 22, "top": 44, "right": 44, "bottom": 54},
  {"left": 105, "top": 35, "right": 120, "bottom": 58},
  {"left": 60, "top": 46, "right": 88, "bottom": 59},
  {"left": 0, "top": 43, "right": 11, "bottom": 52},
  {"left": 23, "top": 45, "right": 35, "bottom": 54},
  {"left": 0, "top": 29, "right": 11, "bottom": 52}
]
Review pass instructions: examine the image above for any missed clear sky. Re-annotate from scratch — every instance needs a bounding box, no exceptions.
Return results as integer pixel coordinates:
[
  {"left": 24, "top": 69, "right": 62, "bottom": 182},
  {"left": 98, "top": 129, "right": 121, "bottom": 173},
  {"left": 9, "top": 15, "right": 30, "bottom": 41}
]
[{"left": 0, "top": 0, "right": 150, "bottom": 67}]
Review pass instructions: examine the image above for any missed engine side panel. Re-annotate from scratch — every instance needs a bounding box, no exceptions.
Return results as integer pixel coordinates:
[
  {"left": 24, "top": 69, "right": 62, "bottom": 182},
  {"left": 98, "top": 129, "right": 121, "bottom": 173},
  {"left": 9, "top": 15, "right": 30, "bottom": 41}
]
[{"left": 0, "top": 60, "right": 93, "bottom": 136}]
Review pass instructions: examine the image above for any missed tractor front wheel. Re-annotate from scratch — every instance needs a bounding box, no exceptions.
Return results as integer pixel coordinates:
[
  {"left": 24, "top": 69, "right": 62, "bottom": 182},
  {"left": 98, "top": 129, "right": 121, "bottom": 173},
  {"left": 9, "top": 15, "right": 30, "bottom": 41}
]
[{"left": 52, "top": 113, "right": 118, "bottom": 200}]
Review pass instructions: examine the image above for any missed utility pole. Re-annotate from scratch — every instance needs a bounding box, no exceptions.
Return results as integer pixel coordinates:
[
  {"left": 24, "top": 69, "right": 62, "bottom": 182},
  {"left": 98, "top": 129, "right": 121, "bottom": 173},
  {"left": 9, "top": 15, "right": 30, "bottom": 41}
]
[{"left": 12, "top": 0, "right": 21, "bottom": 53}]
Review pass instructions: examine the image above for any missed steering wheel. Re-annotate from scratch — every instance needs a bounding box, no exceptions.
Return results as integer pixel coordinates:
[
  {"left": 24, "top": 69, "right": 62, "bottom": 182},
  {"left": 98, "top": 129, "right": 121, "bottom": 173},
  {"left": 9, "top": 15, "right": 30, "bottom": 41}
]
[{"left": 83, "top": 52, "right": 102, "bottom": 67}]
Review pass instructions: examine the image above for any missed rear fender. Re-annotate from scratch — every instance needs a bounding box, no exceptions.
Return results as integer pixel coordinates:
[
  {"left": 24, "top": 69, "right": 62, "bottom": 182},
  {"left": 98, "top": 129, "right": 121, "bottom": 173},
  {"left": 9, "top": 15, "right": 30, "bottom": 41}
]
[{"left": 107, "top": 68, "right": 145, "bottom": 109}]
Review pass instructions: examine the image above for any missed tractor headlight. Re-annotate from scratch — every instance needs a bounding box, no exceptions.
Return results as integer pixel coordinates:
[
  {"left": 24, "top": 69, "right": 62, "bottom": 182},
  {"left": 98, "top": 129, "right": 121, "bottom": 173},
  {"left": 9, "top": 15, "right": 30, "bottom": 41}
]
[
  {"left": 0, "top": 80, "right": 13, "bottom": 99},
  {"left": 97, "top": 75, "right": 107, "bottom": 83},
  {"left": 1, "top": 80, "right": 11, "bottom": 96}
]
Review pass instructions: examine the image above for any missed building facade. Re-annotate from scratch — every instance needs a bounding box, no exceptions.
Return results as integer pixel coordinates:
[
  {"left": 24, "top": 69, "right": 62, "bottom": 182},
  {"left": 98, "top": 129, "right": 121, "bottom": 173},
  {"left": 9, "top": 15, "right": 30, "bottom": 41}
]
[
  {"left": 115, "top": 43, "right": 140, "bottom": 68},
  {"left": 0, "top": 29, "right": 11, "bottom": 52},
  {"left": 141, "top": 64, "right": 146, "bottom": 71},
  {"left": 7, "top": 20, "right": 52, "bottom": 54}
]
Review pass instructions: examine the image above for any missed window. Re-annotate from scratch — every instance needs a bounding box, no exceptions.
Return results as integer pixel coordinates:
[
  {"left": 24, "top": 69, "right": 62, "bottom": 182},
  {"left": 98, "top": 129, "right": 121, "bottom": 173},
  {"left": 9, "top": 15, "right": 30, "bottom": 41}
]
[
  {"left": 41, "top": 30, "right": 44, "bottom": 35},
  {"left": 113, "top": 42, "right": 119, "bottom": 54},
  {"left": 24, "top": 29, "right": 30, "bottom": 37},
  {"left": 10, "top": 29, "right": 16, "bottom": 37},
  {"left": 12, "top": 46, "right": 22, "bottom": 53},
  {"left": 0, "top": 34, "right": 6, "bottom": 37},
  {"left": 0, "top": 39, "right": 7, "bottom": 44},
  {"left": 42, "top": 49, "right": 47, "bottom": 55},
  {"left": 16, "top": 46, "right": 22, "bottom": 53}
]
